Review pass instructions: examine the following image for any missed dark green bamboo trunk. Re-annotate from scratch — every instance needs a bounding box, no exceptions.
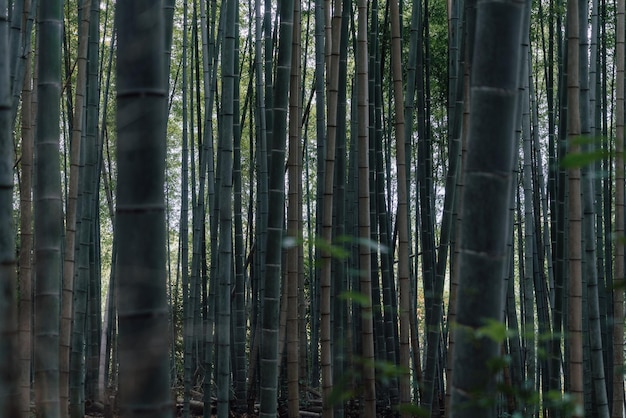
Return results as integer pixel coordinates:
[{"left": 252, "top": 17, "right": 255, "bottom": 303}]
[
  {"left": 310, "top": 0, "right": 325, "bottom": 389},
  {"left": 17, "top": 4, "right": 34, "bottom": 413},
  {"left": 417, "top": 0, "right": 443, "bottom": 408},
  {"left": 85, "top": 0, "right": 101, "bottom": 403},
  {"left": 216, "top": 0, "right": 236, "bottom": 416},
  {"left": 528, "top": 74, "right": 554, "bottom": 416},
  {"left": 577, "top": 0, "right": 609, "bottom": 413},
  {"left": 62, "top": 2, "right": 91, "bottom": 412},
  {"left": 8, "top": 0, "right": 23, "bottom": 100},
  {"left": 444, "top": 0, "right": 466, "bottom": 409},
  {"left": 449, "top": 0, "right": 525, "bottom": 416},
  {"left": 0, "top": 0, "right": 19, "bottom": 415},
  {"left": 565, "top": 0, "right": 584, "bottom": 410},
  {"left": 197, "top": 0, "right": 218, "bottom": 412},
  {"left": 10, "top": 0, "right": 36, "bottom": 125},
  {"left": 34, "top": 1, "right": 64, "bottom": 416},
  {"left": 115, "top": 1, "right": 172, "bottom": 416},
  {"left": 544, "top": 1, "right": 569, "bottom": 412},
  {"left": 232, "top": 2, "right": 247, "bottom": 408},
  {"left": 518, "top": 12, "right": 536, "bottom": 411},
  {"left": 97, "top": 5, "right": 115, "bottom": 403},
  {"left": 286, "top": 5, "right": 303, "bottom": 414},
  {"left": 259, "top": 0, "right": 294, "bottom": 415},
  {"left": 373, "top": 50, "right": 399, "bottom": 399},
  {"left": 86, "top": 226, "right": 101, "bottom": 403},
  {"left": 329, "top": 2, "right": 349, "bottom": 415},
  {"left": 69, "top": 1, "right": 101, "bottom": 414},
  {"left": 69, "top": 172, "right": 87, "bottom": 418}
]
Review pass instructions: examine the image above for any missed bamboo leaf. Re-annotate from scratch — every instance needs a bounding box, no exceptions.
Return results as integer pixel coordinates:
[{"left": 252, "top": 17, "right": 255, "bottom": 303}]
[
  {"left": 339, "top": 291, "right": 370, "bottom": 307},
  {"left": 475, "top": 319, "right": 510, "bottom": 343},
  {"left": 312, "top": 236, "right": 350, "bottom": 259},
  {"left": 560, "top": 149, "right": 609, "bottom": 168}
]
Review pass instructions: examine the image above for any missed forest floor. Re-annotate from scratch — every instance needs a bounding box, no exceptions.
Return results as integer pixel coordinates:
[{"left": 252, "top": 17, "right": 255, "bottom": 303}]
[
  {"left": 84, "top": 410, "right": 399, "bottom": 417},
  {"left": 83, "top": 398, "right": 403, "bottom": 417},
  {"left": 81, "top": 387, "right": 404, "bottom": 417}
]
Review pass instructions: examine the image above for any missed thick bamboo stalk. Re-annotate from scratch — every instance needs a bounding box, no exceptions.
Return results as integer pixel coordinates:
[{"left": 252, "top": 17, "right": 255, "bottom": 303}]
[
  {"left": 356, "top": 0, "right": 376, "bottom": 415},
  {"left": 286, "top": 1, "right": 302, "bottom": 416},
  {"left": 449, "top": 0, "right": 526, "bottom": 416},
  {"left": 33, "top": 1, "right": 64, "bottom": 416},
  {"left": 319, "top": 0, "right": 342, "bottom": 415},
  {"left": 565, "top": 0, "right": 584, "bottom": 413},
  {"left": 115, "top": 1, "right": 172, "bottom": 416},
  {"left": 258, "top": 0, "right": 294, "bottom": 415}
]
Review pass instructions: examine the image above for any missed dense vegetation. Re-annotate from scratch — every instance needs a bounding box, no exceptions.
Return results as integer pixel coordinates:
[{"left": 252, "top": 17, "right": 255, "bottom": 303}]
[{"left": 0, "top": 0, "right": 624, "bottom": 417}]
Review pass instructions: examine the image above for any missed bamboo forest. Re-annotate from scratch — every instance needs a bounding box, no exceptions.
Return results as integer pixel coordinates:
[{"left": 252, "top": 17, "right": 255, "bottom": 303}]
[{"left": 1, "top": 0, "right": 626, "bottom": 417}]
